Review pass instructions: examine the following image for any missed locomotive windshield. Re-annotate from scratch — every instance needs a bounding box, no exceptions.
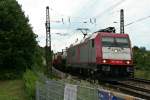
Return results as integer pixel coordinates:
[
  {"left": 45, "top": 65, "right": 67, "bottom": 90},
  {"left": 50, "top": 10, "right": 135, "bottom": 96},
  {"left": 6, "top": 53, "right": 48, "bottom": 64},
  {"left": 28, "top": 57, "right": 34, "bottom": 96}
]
[{"left": 102, "top": 37, "right": 129, "bottom": 48}]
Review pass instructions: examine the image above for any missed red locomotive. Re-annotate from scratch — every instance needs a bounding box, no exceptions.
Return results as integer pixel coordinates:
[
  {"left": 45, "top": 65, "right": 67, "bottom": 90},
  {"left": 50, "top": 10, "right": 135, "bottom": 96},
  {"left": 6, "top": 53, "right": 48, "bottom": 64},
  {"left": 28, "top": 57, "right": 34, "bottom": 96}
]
[{"left": 53, "top": 27, "right": 134, "bottom": 80}]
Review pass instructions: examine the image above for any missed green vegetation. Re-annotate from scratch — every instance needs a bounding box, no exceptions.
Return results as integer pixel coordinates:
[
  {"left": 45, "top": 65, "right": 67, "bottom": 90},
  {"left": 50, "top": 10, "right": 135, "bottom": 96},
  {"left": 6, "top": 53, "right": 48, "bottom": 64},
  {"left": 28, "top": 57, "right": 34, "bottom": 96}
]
[
  {"left": 23, "top": 70, "right": 38, "bottom": 100},
  {"left": 133, "top": 46, "right": 150, "bottom": 80},
  {"left": 0, "top": 0, "right": 47, "bottom": 100},
  {"left": 0, "top": 0, "right": 37, "bottom": 79},
  {"left": 22, "top": 45, "right": 45, "bottom": 100},
  {"left": 0, "top": 80, "right": 27, "bottom": 100},
  {"left": 134, "top": 70, "right": 150, "bottom": 80}
]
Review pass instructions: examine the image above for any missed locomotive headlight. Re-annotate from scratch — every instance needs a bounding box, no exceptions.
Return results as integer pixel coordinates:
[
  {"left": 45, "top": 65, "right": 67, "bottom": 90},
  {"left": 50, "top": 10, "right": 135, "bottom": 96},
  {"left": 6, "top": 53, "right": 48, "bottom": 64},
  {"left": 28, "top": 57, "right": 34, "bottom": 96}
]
[
  {"left": 126, "top": 61, "right": 130, "bottom": 64},
  {"left": 114, "top": 49, "right": 118, "bottom": 53},
  {"left": 102, "top": 60, "right": 106, "bottom": 63}
]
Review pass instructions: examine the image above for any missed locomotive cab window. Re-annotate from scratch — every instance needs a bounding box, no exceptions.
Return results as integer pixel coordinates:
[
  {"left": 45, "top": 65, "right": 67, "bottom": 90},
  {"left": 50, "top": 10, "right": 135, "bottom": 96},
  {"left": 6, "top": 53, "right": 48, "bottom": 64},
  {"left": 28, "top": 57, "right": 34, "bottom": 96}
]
[
  {"left": 102, "top": 37, "right": 114, "bottom": 47},
  {"left": 92, "top": 39, "right": 94, "bottom": 48},
  {"left": 116, "top": 37, "right": 129, "bottom": 48},
  {"left": 102, "top": 36, "right": 129, "bottom": 48}
]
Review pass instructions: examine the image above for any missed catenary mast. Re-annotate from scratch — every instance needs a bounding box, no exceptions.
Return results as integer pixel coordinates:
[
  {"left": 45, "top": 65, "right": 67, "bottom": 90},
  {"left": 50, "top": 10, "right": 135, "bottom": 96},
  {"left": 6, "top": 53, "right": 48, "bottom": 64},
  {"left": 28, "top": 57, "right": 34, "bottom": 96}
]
[{"left": 45, "top": 6, "right": 52, "bottom": 74}]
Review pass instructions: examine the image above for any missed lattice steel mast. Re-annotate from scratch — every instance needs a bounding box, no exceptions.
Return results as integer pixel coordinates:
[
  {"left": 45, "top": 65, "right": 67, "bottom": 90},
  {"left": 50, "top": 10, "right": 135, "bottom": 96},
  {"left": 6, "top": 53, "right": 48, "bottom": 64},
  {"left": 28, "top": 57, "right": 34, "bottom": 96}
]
[
  {"left": 45, "top": 6, "right": 52, "bottom": 73},
  {"left": 120, "top": 9, "right": 124, "bottom": 34}
]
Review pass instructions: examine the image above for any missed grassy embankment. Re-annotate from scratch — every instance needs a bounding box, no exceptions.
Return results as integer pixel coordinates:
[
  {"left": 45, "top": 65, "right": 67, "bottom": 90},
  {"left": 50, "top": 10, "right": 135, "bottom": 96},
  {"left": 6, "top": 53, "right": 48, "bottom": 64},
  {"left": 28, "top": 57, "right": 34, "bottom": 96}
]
[
  {"left": 135, "top": 70, "right": 150, "bottom": 80},
  {"left": 0, "top": 80, "right": 27, "bottom": 100}
]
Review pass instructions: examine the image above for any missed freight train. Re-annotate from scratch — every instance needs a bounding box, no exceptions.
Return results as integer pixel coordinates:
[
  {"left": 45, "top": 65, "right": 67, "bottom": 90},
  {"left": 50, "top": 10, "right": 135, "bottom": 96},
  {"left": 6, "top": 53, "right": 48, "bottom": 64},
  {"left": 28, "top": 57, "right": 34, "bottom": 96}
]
[{"left": 52, "top": 27, "right": 134, "bottom": 80}]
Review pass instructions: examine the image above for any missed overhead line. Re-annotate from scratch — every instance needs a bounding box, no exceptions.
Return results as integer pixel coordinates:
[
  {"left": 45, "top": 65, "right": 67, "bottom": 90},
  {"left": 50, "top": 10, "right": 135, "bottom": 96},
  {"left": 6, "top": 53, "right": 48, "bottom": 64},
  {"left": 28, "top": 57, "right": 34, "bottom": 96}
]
[
  {"left": 50, "top": 0, "right": 127, "bottom": 23},
  {"left": 125, "top": 15, "right": 150, "bottom": 27},
  {"left": 94, "top": 0, "right": 127, "bottom": 18}
]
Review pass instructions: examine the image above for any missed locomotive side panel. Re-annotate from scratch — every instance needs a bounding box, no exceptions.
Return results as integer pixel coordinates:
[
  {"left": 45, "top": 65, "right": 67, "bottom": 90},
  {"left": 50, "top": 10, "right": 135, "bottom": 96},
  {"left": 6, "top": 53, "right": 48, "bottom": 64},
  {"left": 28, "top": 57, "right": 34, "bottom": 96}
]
[
  {"left": 88, "top": 39, "right": 96, "bottom": 63},
  {"left": 95, "top": 34, "right": 102, "bottom": 64},
  {"left": 67, "top": 46, "right": 78, "bottom": 64},
  {"left": 79, "top": 43, "right": 88, "bottom": 63}
]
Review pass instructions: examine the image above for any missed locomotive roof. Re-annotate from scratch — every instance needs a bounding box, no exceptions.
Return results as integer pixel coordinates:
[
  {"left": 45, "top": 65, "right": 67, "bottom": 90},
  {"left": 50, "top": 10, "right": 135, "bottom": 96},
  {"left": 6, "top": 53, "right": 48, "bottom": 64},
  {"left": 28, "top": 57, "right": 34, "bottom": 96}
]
[
  {"left": 70, "top": 32, "right": 98, "bottom": 47},
  {"left": 69, "top": 32, "right": 128, "bottom": 47}
]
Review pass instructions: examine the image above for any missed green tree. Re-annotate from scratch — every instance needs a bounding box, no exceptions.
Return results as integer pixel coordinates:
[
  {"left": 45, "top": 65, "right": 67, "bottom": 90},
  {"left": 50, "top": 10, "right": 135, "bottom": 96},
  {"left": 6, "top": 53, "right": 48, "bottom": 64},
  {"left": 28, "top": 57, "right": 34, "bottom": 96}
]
[
  {"left": 0, "top": 0, "right": 37, "bottom": 79},
  {"left": 133, "top": 46, "right": 150, "bottom": 70}
]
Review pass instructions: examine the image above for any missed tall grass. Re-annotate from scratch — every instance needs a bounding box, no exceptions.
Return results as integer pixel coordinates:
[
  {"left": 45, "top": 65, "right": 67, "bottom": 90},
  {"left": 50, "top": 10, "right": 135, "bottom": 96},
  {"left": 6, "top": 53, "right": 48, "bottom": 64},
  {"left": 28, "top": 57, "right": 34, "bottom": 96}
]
[
  {"left": 23, "top": 69, "right": 38, "bottom": 100},
  {"left": 135, "top": 70, "right": 150, "bottom": 80}
]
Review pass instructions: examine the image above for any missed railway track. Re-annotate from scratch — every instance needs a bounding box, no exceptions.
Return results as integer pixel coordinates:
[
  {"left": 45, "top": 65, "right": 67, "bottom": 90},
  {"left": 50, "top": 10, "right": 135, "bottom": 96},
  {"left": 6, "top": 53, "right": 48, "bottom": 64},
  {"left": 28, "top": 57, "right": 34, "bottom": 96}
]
[
  {"left": 108, "top": 83, "right": 150, "bottom": 99},
  {"left": 81, "top": 77, "right": 150, "bottom": 99},
  {"left": 53, "top": 67, "right": 150, "bottom": 99},
  {"left": 106, "top": 79, "right": 150, "bottom": 99},
  {"left": 129, "top": 78, "right": 150, "bottom": 84}
]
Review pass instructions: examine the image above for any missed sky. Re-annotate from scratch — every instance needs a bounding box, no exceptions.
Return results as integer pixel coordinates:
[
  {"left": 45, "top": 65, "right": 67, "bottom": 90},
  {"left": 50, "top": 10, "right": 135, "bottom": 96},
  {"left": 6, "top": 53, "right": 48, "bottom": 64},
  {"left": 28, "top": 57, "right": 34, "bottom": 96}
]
[{"left": 16, "top": 0, "right": 150, "bottom": 52}]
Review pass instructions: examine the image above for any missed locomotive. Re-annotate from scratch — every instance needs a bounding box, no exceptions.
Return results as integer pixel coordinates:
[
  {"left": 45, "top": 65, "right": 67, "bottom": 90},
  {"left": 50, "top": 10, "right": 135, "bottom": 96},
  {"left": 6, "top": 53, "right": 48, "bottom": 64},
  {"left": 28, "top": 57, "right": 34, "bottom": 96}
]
[{"left": 53, "top": 27, "right": 134, "bottom": 80}]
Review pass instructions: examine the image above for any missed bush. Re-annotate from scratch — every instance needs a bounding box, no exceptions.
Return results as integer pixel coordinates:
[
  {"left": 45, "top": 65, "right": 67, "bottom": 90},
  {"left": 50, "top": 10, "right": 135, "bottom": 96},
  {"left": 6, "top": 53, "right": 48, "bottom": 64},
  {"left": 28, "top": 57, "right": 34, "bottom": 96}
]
[
  {"left": 0, "top": 69, "right": 21, "bottom": 80},
  {"left": 135, "top": 70, "right": 150, "bottom": 80},
  {"left": 23, "top": 69, "right": 38, "bottom": 100}
]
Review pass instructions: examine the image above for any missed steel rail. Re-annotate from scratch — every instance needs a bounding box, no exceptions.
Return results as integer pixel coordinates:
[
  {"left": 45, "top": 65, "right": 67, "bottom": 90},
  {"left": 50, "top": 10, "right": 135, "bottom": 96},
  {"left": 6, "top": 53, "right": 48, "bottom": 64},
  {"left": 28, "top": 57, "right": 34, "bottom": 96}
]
[
  {"left": 118, "top": 81, "right": 150, "bottom": 93},
  {"left": 129, "top": 78, "right": 150, "bottom": 84},
  {"left": 109, "top": 84, "right": 150, "bottom": 99}
]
